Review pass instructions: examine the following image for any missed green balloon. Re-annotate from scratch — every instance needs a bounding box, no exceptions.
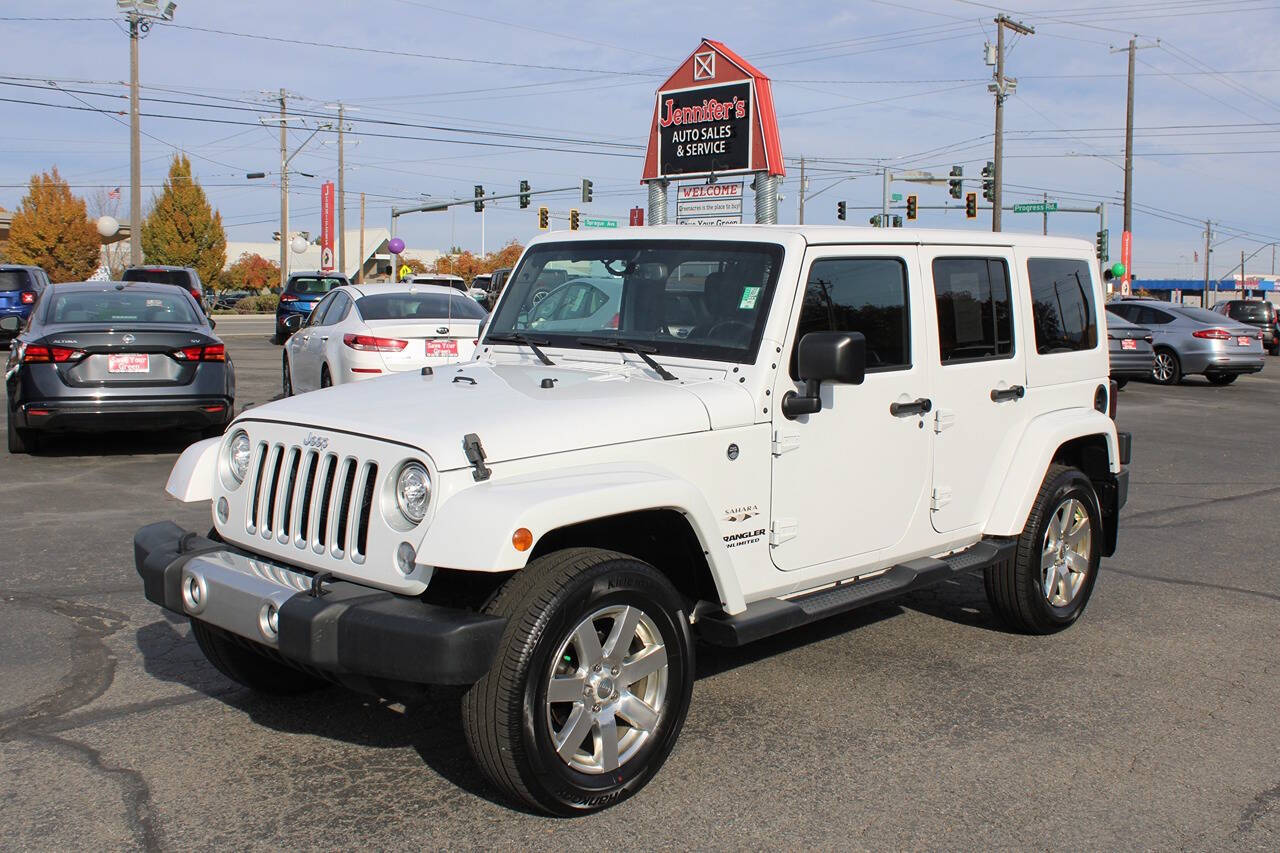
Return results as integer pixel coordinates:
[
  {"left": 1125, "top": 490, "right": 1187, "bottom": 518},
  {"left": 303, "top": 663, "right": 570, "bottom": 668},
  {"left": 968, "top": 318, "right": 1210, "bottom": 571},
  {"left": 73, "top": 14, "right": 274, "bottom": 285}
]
[{"left": 1110, "top": 262, "right": 1126, "bottom": 277}]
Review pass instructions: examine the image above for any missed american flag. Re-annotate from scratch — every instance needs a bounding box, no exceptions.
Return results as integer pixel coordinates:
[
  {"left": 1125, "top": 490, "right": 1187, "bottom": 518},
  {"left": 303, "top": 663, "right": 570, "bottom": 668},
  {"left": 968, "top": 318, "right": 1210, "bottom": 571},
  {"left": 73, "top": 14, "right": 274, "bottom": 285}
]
[{"left": 108, "top": 186, "right": 121, "bottom": 199}]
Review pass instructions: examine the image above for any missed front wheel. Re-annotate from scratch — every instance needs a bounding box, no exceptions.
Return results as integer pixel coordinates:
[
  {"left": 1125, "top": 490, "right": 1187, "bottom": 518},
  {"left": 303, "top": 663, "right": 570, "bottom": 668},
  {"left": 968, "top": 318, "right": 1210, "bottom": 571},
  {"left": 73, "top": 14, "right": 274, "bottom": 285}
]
[
  {"left": 462, "top": 548, "right": 694, "bottom": 816},
  {"left": 984, "top": 464, "right": 1102, "bottom": 634},
  {"left": 1151, "top": 348, "right": 1182, "bottom": 385}
]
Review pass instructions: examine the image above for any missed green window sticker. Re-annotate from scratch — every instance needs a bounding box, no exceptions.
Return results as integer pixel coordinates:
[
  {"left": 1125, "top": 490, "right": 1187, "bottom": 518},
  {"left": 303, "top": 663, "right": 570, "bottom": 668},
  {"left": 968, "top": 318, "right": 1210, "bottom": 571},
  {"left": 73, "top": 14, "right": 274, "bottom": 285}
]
[{"left": 739, "top": 286, "right": 760, "bottom": 310}]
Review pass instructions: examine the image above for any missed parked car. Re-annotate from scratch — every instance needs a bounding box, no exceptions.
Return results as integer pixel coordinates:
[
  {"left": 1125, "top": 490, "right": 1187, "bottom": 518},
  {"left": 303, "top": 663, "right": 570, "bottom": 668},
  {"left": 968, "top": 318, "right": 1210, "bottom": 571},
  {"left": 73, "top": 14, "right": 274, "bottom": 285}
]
[
  {"left": 122, "top": 265, "right": 205, "bottom": 309},
  {"left": 274, "top": 271, "right": 351, "bottom": 343},
  {"left": 1105, "top": 312, "right": 1155, "bottom": 387},
  {"left": 210, "top": 289, "right": 250, "bottom": 311},
  {"left": 136, "top": 227, "right": 1129, "bottom": 815},
  {"left": 1106, "top": 299, "right": 1264, "bottom": 385},
  {"left": 524, "top": 276, "right": 622, "bottom": 333},
  {"left": 403, "top": 273, "right": 466, "bottom": 291},
  {"left": 4, "top": 281, "right": 234, "bottom": 453},
  {"left": 489, "top": 267, "right": 512, "bottom": 302},
  {"left": 1211, "top": 299, "right": 1278, "bottom": 355},
  {"left": 282, "top": 283, "right": 486, "bottom": 394},
  {"left": 0, "top": 264, "right": 52, "bottom": 343},
  {"left": 470, "top": 273, "right": 492, "bottom": 306}
]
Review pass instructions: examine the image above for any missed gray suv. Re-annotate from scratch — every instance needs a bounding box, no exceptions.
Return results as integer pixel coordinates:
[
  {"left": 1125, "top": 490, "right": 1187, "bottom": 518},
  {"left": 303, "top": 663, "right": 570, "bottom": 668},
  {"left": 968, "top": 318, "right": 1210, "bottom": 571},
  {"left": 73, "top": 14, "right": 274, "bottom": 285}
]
[{"left": 1106, "top": 299, "right": 1264, "bottom": 385}]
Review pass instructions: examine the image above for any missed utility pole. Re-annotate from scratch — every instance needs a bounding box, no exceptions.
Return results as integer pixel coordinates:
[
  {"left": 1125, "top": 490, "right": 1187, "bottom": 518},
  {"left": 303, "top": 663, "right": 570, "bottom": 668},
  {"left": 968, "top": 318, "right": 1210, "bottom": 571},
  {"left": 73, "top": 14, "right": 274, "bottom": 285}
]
[
  {"left": 128, "top": 14, "right": 142, "bottom": 266},
  {"left": 1241, "top": 249, "right": 1247, "bottom": 297},
  {"left": 798, "top": 157, "right": 806, "bottom": 224},
  {"left": 337, "top": 103, "right": 346, "bottom": 278},
  {"left": 1109, "top": 38, "right": 1158, "bottom": 292},
  {"left": 991, "top": 15, "right": 1034, "bottom": 233},
  {"left": 357, "top": 192, "right": 365, "bottom": 284},
  {"left": 278, "top": 89, "right": 289, "bottom": 292},
  {"left": 1042, "top": 191, "right": 1049, "bottom": 236},
  {"left": 1202, "top": 220, "right": 1212, "bottom": 306}
]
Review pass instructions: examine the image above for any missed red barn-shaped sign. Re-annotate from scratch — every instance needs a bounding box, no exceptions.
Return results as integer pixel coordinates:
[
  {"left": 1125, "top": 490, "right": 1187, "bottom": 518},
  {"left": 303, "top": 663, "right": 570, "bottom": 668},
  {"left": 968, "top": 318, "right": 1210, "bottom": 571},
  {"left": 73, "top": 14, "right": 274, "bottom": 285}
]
[{"left": 643, "top": 39, "right": 784, "bottom": 182}]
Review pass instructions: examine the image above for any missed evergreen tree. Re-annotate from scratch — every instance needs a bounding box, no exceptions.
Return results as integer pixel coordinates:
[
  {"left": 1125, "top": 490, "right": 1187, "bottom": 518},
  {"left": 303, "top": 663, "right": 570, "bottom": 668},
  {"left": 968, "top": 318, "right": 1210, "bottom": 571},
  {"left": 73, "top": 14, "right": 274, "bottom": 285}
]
[
  {"left": 141, "top": 154, "right": 227, "bottom": 289},
  {"left": 6, "top": 167, "right": 101, "bottom": 282}
]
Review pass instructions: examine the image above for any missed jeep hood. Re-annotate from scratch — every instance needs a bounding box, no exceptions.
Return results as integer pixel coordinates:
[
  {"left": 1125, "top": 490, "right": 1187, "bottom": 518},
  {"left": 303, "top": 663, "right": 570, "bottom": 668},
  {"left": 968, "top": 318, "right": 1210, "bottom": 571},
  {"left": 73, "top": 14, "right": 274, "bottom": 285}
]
[{"left": 240, "top": 362, "right": 754, "bottom": 470}]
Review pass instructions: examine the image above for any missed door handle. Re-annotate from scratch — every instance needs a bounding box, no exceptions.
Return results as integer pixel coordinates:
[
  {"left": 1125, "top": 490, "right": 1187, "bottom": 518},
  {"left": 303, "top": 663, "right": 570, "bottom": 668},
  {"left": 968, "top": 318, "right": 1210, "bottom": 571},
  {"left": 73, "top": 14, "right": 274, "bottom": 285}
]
[
  {"left": 320, "top": 336, "right": 329, "bottom": 342},
  {"left": 890, "top": 397, "right": 933, "bottom": 417},
  {"left": 990, "top": 385, "right": 1026, "bottom": 402}
]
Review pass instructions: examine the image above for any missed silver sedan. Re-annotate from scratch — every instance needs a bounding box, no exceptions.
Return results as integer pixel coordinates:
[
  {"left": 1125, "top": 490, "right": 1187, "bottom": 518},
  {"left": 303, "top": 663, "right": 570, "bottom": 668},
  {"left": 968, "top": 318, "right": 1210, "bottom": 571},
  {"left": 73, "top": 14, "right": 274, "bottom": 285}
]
[{"left": 1105, "top": 300, "right": 1264, "bottom": 386}]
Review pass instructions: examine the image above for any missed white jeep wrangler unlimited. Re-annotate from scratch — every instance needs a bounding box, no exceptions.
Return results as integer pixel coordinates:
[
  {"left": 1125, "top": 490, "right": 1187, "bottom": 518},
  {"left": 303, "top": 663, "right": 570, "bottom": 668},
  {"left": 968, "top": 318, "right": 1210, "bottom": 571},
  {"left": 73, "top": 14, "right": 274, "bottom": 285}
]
[{"left": 136, "top": 226, "right": 1130, "bottom": 814}]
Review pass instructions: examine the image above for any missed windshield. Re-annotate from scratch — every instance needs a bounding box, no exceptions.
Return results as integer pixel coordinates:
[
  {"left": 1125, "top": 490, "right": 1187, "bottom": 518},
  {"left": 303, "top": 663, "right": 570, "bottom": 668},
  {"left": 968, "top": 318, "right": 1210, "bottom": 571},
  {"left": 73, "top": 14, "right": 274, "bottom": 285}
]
[
  {"left": 122, "top": 268, "right": 195, "bottom": 289},
  {"left": 287, "top": 276, "right": 346, "bottom": 295},
  {"left": 486, "top": 240, "right": 784, "bottom": 362},
  {"left": 356, "top": 292, "right": 486, "bottom": 321},
  {"left": 0, "top": 270, "right": 32, "bottom": 291},
  {"left": 49, "top": 290, "right": 201, "bottom": 325}
]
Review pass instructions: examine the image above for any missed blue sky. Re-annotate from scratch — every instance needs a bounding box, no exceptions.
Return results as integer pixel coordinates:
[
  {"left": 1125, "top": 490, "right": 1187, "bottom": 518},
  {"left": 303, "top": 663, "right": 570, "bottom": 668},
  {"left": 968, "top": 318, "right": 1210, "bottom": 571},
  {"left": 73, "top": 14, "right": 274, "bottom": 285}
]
[{"left": 3, "top": 0, "right": 1279, "bottom": 280}]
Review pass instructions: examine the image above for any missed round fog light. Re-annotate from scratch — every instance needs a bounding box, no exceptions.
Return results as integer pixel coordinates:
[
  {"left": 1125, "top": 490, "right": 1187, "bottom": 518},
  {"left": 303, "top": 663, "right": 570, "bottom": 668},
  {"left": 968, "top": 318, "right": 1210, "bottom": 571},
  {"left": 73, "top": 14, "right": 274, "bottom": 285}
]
[
  {"left": 396, "top": 541, "right": 416, "bottom": 575},
  {"left": 182, "top": 574, "right": 207, "bottom": 613},
  {"left": 259, "top": 603, "right": 279, "bottom": 640},
  {"left": 216, "top": 496, "right": 229, "bottom": 523}
]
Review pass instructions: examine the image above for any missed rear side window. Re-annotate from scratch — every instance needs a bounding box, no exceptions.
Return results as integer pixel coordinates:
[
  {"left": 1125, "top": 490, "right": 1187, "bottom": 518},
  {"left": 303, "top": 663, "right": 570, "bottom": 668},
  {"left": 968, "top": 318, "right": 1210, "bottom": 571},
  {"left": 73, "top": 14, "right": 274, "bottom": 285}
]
[
  {"left": 0, "top": 270, "right": 33, "bottom": 291},
  {"left": 792, "top": 258, "right": 910, "bottom": 378},
  {"left": 1026, "top": 258, "right": 1098, "bottom": 354},
  {"left": 932, "top": 257, "right": 1014, "bottom": 363}
]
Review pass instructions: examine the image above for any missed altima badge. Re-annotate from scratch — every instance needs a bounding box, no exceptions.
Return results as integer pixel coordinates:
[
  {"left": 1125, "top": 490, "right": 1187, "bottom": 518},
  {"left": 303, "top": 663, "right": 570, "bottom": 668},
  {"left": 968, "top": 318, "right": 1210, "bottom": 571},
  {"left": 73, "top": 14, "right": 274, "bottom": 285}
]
[{"left": 121, "top": 333, "right": 135, "bottom": 344}]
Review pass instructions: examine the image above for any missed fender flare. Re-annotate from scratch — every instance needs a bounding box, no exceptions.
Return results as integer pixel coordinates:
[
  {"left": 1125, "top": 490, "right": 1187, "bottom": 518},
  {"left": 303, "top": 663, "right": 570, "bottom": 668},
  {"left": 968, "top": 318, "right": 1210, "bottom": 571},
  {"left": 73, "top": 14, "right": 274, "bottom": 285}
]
[
  {"left": 985, "top": 408, "right": 1119, "bottom": 536},
  {"left": 417, "top": 463, "right": 746, "bottom": 614},
  {"left": 165, "top": 437, "right": 221, "bottom": 502}
]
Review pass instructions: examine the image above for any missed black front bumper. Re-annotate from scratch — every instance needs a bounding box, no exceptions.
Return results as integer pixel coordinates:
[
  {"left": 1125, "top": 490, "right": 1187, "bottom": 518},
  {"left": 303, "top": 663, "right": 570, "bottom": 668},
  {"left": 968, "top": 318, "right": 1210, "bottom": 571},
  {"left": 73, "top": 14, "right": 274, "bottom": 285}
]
[{"left": 134, "top": 521, "right": 506, "bottom": 686}]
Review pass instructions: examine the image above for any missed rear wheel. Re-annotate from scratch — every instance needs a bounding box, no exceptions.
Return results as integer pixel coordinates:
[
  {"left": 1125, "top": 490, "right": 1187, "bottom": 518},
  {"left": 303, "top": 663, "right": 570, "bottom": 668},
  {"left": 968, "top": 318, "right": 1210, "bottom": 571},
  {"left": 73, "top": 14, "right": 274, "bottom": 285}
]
[
  {"left": 282, "top": 353, "right": 294, "bottom": 396},
  {"left": 985, "top": 464, "right": 1102, "bottom": 634},
  {"left": 462, "top": 548, "right": 694, "bottom": 815},
  {"left": 189, "top": 620, "right": 325, "bottom": 695},
  {"left": 319, "top": 364, "right": 332, "bottom": 388},
  {"left": 1114, "top": 378, "right": 1128, "bottom": 389},
  {"left": 1151, "top": 348, "right": 1181, "bottom": 385},
  {"left": 7, "top": 413, "right": 38, "bottom": 454},
  {"left": 1207, "top": 373, "right": 1237, "bottom": 386}
]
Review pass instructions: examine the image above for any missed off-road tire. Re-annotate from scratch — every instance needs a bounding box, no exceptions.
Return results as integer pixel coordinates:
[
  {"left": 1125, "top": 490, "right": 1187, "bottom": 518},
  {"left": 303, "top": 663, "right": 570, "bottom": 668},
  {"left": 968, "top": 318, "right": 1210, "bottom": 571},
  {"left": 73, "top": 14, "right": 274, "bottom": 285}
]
[
  {"left": 461, "top": 548, "right": 694, "bottom": 816},
  {"left": 984, "top": 464, "right": 1102, "bottom": 634},
  {"left": 190, "top": 620, "right": 325, "bottom": 695}
]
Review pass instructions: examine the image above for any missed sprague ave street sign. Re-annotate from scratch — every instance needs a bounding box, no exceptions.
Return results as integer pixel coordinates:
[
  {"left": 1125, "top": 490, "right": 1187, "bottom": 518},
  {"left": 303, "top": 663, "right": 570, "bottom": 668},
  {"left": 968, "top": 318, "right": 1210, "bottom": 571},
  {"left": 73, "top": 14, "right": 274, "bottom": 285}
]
[{"left": 582, "top": 218, "right": 618, "bottom": 228}]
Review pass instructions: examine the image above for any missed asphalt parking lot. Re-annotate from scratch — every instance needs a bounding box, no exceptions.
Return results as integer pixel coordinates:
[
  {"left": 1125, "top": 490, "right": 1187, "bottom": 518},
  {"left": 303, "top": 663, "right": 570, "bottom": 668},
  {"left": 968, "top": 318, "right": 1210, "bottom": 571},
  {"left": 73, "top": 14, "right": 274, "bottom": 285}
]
[{"left": 2, "top": 316, "right": 1278, "bottom": 850}]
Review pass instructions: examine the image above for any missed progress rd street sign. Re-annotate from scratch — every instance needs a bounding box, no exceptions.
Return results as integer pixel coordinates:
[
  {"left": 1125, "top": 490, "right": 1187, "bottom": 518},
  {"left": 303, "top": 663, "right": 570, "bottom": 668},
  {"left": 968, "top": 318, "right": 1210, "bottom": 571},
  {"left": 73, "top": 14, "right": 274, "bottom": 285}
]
[{"left": 1012, "top": 202, "right": 1058, "bottom": 213}]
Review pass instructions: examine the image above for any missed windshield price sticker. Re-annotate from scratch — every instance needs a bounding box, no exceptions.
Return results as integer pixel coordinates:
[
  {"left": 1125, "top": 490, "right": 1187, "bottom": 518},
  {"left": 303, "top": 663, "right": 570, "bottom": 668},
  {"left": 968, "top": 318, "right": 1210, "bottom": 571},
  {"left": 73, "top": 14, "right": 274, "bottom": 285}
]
[{"left": 657, "top": 81, "right": 753, "bottom": 178}]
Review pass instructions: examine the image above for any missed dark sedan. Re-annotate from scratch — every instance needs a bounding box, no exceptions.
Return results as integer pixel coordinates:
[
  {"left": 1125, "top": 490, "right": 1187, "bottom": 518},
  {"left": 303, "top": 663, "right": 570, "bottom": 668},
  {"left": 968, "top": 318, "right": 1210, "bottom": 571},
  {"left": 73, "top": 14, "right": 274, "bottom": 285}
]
[
  {"left": 4, "top": 282, "right": 234, "bottom": 453},
  {"left": 1105, "top": 311, "right": 1155, "bottom": 387}
]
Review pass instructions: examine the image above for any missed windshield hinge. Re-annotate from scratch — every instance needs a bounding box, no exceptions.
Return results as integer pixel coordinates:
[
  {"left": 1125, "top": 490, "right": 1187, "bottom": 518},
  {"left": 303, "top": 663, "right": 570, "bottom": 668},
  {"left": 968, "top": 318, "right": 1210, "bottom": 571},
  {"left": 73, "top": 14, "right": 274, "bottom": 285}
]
[{"left": 462, "top": 432, "right": 491, "bottom": 482}]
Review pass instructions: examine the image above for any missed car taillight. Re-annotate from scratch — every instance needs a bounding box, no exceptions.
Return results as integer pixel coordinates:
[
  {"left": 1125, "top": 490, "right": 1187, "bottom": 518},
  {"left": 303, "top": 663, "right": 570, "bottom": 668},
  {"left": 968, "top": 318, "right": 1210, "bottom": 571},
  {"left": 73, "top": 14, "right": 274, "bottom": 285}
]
[
  {"left": 22, "top": 345, "right": 86, "bottom": 363},
  {"left": 343, "top": 333, "right": 407, "bottom": 352},
  {"left": 606, "top": 313, "right": 620, "bottom": 329},
  {"left": 173, "top": 344, "right": 226, "bottom": 362},
  {"left": 1191, "top": 328, "right": 1232, "bottom": 340},
  {"left": 20, "top": 291, "right": 36, "bottom": 305},
  {"left": 280, "top": 293, "right": 298, "bottom": 303}
]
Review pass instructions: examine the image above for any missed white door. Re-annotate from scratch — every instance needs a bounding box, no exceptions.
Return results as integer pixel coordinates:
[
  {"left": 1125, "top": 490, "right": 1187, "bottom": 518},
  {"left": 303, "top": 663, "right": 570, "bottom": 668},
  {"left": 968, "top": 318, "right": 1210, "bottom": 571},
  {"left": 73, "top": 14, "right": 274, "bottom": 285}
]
[
  {"left": 922, "top": 250, "right": 1029, "bottom": 533},
  {"left": 289, "top": 292, "right": 337, "bottom": 392},
  {"left": 769, "top": 248, "right": 932, "bottom": 571}
]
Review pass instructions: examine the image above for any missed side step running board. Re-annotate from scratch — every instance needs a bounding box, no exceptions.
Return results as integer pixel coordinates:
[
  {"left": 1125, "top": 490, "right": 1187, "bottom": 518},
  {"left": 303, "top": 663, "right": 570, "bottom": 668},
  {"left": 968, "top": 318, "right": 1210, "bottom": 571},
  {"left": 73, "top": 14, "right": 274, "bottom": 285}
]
[{"left": 696, "top": 538, "right": 1017, "bottom": 647}]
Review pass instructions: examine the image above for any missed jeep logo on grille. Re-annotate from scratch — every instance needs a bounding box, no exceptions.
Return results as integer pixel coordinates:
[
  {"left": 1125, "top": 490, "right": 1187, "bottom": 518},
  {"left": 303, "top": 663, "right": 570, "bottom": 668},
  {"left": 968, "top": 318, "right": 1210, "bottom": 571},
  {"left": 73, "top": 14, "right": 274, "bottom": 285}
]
[{"left": 303, "top": 432, "right": 330, "bottom": 450}]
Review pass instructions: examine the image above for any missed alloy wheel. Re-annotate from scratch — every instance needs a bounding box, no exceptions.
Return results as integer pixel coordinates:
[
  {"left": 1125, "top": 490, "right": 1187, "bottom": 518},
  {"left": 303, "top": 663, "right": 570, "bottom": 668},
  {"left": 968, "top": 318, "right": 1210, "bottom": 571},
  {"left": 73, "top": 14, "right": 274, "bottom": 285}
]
[
  {"left": 1153, "top": 352, "right": 1175, "bottom": 383},
  {"left": 1041, "top": 497, "right": 1092, "bottom": 607}
]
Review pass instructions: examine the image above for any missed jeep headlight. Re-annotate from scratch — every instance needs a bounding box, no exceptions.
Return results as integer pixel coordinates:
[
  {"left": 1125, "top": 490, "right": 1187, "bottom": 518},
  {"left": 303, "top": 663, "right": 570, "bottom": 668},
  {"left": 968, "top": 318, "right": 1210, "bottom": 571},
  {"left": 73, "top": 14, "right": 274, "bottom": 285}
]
[
  {"left": 225, "top": 430, "right": 252, "bottom": 486},
  {"left": 395, "top": 462, "right": 431, "bottom": 525}
]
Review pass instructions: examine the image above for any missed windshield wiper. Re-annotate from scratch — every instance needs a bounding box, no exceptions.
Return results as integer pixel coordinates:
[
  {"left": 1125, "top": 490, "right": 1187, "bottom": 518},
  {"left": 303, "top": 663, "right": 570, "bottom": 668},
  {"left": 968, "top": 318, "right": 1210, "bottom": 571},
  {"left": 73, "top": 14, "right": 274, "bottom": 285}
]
[
  {"left": 576, "top": 337, "right": 678, "bottom": 381},
  {"left": 487, "top": 332, "right": 554, "bottom": 366}
]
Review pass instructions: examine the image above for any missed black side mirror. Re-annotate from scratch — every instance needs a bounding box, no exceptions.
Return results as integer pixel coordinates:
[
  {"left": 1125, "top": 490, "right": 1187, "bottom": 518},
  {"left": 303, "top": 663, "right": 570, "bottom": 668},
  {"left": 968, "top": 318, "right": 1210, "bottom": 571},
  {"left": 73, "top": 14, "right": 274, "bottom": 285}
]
[
  {"left": 0, "top": 316, "right": 20, "bottom": 333},
  {"left": 782, "top": 331, "right": 866, "bottom": 419},
  {"left": 283, "top": 314, "right": 303, "bottom": 330}
]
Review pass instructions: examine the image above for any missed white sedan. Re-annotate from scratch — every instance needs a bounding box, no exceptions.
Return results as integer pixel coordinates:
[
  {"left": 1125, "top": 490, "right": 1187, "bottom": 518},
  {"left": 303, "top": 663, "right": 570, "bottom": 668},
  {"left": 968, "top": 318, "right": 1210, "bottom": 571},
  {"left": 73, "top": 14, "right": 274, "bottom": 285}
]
[{"left": 283, "top": 283, "right": 487, "bottom": 394}]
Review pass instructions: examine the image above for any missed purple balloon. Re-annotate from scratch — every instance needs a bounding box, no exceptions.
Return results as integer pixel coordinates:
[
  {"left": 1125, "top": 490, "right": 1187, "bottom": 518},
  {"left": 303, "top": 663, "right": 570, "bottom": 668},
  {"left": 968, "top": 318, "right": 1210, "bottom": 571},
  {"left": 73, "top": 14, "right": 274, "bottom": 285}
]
[{"left": 388, "top": 237, "right": 405, "bottom": 254}]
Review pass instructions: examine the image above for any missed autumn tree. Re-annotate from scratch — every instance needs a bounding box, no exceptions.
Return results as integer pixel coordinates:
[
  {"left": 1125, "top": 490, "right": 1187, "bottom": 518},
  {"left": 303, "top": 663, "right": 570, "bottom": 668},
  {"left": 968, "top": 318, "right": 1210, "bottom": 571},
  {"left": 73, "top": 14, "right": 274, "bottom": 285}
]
[
  {"left": 429, "top": 239, "right": 523, "bottom": 281},
  {"left": 224, "top": 252, "right": 280, "bottom": 291},
  {"left": 5, "top": 168, "right": 101, "bottom": 282},
  {"left": 141, "top": 154, "right": 227, "bottom": 289}
]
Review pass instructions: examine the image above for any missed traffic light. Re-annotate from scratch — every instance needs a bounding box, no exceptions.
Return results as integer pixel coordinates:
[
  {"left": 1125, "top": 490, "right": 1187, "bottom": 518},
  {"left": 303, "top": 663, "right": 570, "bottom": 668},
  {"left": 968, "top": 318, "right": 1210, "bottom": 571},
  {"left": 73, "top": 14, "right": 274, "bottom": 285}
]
[
  {"left": 892, "top": 215, "right": 903, "bottom": 228},
  {"left": 837, "top": 201, "right": 847, "bottom": 221},
  {"left": 570, "top": 208, "right": 580, "bottom": 230},
  {"left": 965, "top": 192, "right": 977, "bottom": 219},
  {"left": 538, "top": 206, "right": 549, "bottom": 230},
  {"left": 948, "top": 165, "right": 964, "bottom": 199},
  {"left": 474, "top": 185, "right": 484, "bottom": 212},
  {"left": 581, "top": 178, "right": 593, "bottom": 203},
  {"left": 981, "top": 161, "right": 995, "bottom": 202},
  {"left": 869, "top": 214, "right": 881, "bottom": 227},
  {"left": 1096, "top": 229, "right": 1109, "bottom": 261},
  {"left": 519, "top": 180, "right": 531, "bottom": 209},
  {"left": 905, "top": 195, "right": 918, "bottom": 221}
]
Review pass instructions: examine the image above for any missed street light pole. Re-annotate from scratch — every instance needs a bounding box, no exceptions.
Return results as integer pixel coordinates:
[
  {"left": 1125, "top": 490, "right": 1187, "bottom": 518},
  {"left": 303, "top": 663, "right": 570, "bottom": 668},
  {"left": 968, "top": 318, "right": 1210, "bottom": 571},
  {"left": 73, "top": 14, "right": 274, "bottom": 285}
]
[
  {"left": 128, "top": 13, "right": 142, "bottom": 266},
  {"left": 279, "top": 89, "right": 288, "bottom": 291}
]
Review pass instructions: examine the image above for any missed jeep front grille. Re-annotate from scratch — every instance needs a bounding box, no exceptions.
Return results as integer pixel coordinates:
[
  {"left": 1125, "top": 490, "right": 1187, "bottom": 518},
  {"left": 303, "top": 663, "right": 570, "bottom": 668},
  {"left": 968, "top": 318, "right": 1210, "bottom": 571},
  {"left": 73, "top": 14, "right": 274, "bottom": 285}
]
[{"left": 245, "top": 441, "right": 378, "bottom": 564}]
